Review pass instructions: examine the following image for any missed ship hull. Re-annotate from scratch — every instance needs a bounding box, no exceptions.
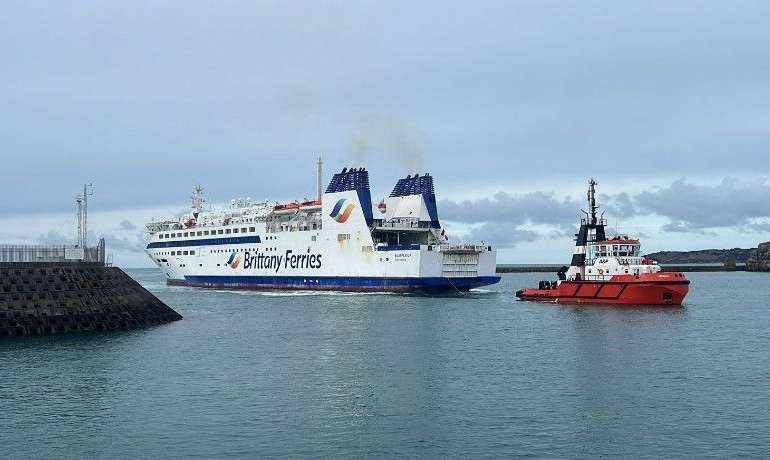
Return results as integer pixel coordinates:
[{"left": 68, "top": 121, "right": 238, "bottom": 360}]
[
  {"left": 169, "top": 275, "right": 501, "bottom": 293},
  {"left": 515, "top": 273, "right": 690, "bottom": 306}
]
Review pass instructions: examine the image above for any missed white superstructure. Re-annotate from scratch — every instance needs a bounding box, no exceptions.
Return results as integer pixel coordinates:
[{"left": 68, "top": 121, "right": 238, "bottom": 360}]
[{"left": 145, "top": 164, "right": 500, "bottom": 292}]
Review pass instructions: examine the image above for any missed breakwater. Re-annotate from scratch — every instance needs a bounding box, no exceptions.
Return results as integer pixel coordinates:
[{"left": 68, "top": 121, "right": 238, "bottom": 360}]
[{"left": 0, "top": 264, "right": 182, "bottom": 337}]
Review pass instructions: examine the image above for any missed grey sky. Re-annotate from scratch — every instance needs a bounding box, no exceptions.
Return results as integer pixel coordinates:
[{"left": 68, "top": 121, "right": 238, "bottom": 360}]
[{"left": 1, "top": 1, "right": 769, "bottom": 266}]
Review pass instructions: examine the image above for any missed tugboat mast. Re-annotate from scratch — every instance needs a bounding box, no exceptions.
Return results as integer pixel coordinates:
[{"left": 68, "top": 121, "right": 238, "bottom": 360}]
[{"left": 588, "top": 178, "right": 598, "bottom": 225}]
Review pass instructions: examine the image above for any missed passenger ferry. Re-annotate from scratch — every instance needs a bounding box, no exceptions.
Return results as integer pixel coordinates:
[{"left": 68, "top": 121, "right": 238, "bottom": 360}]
[{"left": 145, "top": 159, "right": 500, "bottom": 293}]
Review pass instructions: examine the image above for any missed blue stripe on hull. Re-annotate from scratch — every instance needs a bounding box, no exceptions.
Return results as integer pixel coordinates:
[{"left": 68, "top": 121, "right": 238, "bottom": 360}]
[{"left": 171, "top": 275, "right": 501, "bottom": 293}]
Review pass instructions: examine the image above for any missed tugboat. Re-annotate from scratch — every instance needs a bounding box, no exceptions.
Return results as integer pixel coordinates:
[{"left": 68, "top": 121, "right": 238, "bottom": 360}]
[{"left": 515, "top": 179, "right": 690, "bottom": 306}]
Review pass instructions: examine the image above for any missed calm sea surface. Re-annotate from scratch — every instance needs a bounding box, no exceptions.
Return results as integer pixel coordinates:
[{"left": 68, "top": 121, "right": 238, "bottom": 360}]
[{"left": 2, "top": 269, "right": 769, "bottom": 459}]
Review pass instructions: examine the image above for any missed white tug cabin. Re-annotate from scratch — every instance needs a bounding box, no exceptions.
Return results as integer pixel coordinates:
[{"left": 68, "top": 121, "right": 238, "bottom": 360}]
[{"left": 564, "top": 236, "right": 661, "bottom": 282}]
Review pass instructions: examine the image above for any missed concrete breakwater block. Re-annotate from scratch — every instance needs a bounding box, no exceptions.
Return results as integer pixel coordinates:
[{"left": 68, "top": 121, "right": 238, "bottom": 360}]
[{"left": 0, "top": 265, "right": 182, "bottom": 337}]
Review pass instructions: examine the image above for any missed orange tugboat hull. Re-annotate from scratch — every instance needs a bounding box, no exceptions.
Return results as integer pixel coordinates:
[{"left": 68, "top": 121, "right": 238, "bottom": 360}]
[{"left": 515, "top": 272, "right": 690, "bottom": 306}]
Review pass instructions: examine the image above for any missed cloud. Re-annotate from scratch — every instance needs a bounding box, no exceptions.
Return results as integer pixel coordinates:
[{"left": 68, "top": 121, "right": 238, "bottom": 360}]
[
  {"left": 660, "top": 220, "right": 719, "bottom": 237},
  {"left": 439, "top": 191, "right": 581, "bottom": 227},
  {"left": 33, "top": 225, "right": 144, "bottom": 254},
  {"left": 118, "top": 220, "right": 137, "bottom": 230},
  {"left": 103, "top": 233, "right": 146, "bottom": 253},
  {"left": 635, "top": 177, "right": 770, "bottom": 230},
  {"left": 437, "top": 176, "right": 770, "bottom": 249},
  {"left": 745, "top": 220, "right": 770, "bottom": 234},
  {"left": 439, "top": 190, "right": 582, "bottom": 247},
  {"left": 450, "top": 223, "right": 544, "bottom": 247},
  {"left": 35, "top": 230, "right": 72, "bottom": 245},
  {"left": 598, "top": 192, "right": 638, "bottom": 219}
]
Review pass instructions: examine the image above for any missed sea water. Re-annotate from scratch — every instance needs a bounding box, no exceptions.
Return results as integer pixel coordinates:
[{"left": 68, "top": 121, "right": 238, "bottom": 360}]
[{"left": 1, "top": 270, "right": 768, "bottom": 459}]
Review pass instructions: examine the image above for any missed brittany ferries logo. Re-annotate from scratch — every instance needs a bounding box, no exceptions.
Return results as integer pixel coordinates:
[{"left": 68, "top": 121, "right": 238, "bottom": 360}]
[
  {"left": 330, "top": 198, "right": 355, "bottom": 223},
  {"left": 226, "top": 251, "right": 242, "bottom": 269}
]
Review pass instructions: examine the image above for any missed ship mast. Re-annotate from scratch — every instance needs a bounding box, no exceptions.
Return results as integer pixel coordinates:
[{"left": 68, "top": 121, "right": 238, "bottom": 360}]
[
  {"left": 316, "top": 155, "right": 323, "bottom": 201},
  {"left": 191, "top": 185, "right": 205, "bottom": 214},
  {"left": 570, "top": 178, "right": 606, "bottom": 269},
  {"left": 588, "top": 178, "right": 598, "bottom": 225}
]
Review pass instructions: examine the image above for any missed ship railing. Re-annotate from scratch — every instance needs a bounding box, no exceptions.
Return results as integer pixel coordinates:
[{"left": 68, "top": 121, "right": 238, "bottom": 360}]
[
  {"left": 378, "top": 219, "right": 429, "bottom": 229},
  {"left": 146, "top": 220, "right": 181, "bottom": 232},
  {"left": 580, "top": 217, "right": 608, "bottom": 226},
  {"left": 438, "top": 244, "right": 492, "bottom": 253}
]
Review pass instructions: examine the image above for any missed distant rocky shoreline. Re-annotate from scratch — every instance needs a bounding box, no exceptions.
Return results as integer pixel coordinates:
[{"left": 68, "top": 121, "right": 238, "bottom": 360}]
[
  {"left": 496, "top": 264, "right": 746, "bottom": 273},
  {"left": 498, "top": 241, "right": 770, "bottom": 273},
  {"left": 647, "top": 242, "right": 770, "bottom": 271}
]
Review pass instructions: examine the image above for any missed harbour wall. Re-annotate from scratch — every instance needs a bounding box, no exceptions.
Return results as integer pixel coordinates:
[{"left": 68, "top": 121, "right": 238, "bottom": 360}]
[{"left": 0, "top": 264, "right": 182, "bottom": 337}]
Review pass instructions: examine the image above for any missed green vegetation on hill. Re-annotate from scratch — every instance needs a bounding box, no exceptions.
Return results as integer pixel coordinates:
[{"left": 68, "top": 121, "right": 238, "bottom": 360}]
[
  {"left": 645, "top": 243, "right": 770, "bottom": 271},
  {"left": 645, "top": 248, "right": 753, "bottom": 264}
]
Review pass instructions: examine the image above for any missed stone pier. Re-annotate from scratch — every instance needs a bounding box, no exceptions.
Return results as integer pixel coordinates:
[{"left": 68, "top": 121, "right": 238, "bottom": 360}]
[{"left": 0, "top": 264, "right": 182, "bottom": 337}]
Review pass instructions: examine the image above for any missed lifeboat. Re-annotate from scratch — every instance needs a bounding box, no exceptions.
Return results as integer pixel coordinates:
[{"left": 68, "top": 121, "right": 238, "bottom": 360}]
[
  {"left": 377, "top": 200, "right": 387, "bottom": 213},
  {"left": 272, "top": 201, "right": 300, "bottom": 214},
  {"left": 299, "top": 199, "right": 322, "bottom": 212},
  {"left": 515, "top": 179, "right": 690, "bottom": 306}
]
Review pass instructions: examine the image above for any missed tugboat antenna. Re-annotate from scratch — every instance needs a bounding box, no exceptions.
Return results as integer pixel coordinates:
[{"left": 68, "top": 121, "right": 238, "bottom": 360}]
[{"left": 588, "top": 178, "right": 598, "bottom": 225}]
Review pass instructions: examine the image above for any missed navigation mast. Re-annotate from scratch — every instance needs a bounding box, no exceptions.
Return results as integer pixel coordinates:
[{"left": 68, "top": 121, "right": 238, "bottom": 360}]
[
  {"left": 75, "top": 184, "right": 93, "bottom": 248},
  {"left": 316, "top": 155, "right": 323, "bottom": 201}
]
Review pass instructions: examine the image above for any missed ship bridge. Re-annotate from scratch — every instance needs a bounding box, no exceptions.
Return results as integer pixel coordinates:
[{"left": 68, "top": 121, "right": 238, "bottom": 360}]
[{"left": 371, "top": 173, "right": 443, "bottom": 248}]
